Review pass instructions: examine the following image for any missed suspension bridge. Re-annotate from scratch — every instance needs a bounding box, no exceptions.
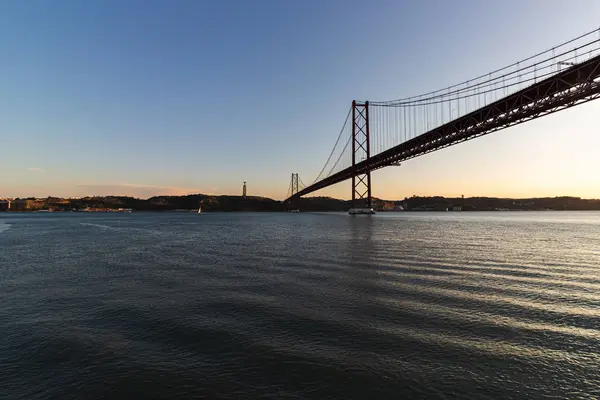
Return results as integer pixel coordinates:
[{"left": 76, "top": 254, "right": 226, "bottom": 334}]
[{"left": 285, "top": 28, "right": 600, "bottom": 210}]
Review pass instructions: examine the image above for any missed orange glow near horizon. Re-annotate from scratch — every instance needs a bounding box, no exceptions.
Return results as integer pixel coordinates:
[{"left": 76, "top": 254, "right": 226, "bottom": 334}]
[{"left": 3, "top": 102, "right": 600, "bottom": 201}]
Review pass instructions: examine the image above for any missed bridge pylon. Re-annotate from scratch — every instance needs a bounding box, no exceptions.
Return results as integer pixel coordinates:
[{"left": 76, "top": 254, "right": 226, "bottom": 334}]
[
  {"left": 287, "top": 173, "right": 300, "bottom": 210},
  {"left": 352, "top": 100, "right": 372, "bottom": 209},
  {"left": 291, "top": 173, "right": 299, "bottom": 197}
]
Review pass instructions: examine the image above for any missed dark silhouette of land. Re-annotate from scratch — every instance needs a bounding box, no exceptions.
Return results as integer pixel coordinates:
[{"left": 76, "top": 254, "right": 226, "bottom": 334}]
[{"left": 2, "top": 194, "right": 600, "bottom": 212}]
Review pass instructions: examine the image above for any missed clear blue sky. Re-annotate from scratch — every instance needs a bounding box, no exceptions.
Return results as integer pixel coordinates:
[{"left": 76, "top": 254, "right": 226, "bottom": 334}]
[{"left": 1, "top": 0, "right": 599, "bottom": 199}]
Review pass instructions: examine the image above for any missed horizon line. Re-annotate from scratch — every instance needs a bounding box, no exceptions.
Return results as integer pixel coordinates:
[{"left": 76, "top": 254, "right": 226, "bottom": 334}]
[{"left": 2, "top": 193, "right": 599, "bottom": 202}]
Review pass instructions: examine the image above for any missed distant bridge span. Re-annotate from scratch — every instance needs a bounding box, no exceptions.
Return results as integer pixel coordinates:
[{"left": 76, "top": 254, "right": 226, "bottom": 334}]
[{"left": 285, "top": 29, "right": 600, "bottom": 207}]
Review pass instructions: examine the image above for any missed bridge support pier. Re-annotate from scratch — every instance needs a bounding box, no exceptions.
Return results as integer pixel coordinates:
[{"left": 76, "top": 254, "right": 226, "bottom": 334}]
[{"left": 352, "top": 100, "right": 372, "bottom": 209}]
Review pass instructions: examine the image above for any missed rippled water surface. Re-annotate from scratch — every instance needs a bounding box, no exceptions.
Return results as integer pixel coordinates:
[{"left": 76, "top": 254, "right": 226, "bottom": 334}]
[{"left": 1, "top": 211, "right": 600, "bottom": 399}]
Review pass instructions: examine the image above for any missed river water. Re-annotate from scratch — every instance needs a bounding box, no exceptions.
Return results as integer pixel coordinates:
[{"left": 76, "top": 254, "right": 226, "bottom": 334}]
[{"left": 1, "top": 211, "right": 599, "bottom": 399}]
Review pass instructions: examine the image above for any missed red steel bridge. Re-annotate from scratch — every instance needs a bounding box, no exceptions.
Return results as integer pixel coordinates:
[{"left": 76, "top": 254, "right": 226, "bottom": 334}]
[{"left": 285, "top": 28, "right": 600, "bottom": 207}]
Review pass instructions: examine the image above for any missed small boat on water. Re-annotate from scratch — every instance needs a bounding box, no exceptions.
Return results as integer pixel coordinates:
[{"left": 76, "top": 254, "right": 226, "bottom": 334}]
[
  {"left": 348, "top": 208, "right": 376, "bottom": 215},
  {"left": 290, "top": 209, "right": 300, "bottom": 213},
  {"left": 198, "top": 206, "right": 202, "bottom": 214}
]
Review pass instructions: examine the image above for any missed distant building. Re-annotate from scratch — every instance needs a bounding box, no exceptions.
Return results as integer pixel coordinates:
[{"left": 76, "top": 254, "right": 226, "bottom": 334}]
[
  {"left": 10, "top": 199, "right": 27, "bottom": 211},
  {"left": 7, "top": 199, "right": 44, "bottom": 211},
  {"left": 372, "top": 201, "right": 400, "bottom": 211},
  {"left": 0, "top": 200, "right": 10, "bottom": 211},
  {"left": 382, "top": 201, "right": 395, "bottom": 211}
]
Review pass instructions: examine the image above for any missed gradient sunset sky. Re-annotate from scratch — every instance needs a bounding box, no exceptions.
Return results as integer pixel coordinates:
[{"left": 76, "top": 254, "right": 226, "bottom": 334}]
[{"left": 1, "top": 0, "right": 599, "bottom": 200}]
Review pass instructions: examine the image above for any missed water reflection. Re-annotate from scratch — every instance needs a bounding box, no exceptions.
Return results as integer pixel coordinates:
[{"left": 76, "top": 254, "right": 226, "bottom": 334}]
[
  {"left": 348, "top": 215, "right": 375, "bottom": 260},
  {"left": 343, "top": 215, "right": 382, "bottom": 315}
]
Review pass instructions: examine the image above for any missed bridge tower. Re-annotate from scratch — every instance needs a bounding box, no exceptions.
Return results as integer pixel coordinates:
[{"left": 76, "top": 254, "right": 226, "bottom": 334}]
[
  {"left": 288, "top": 173, "right": 300, "bottom": 210},
  {"left": 352, "top": 100, "right": 372, "bottom": 209},
  {"left": 243, "top": 181, "right": 247, "bottom": 197},
  {"left": 291, "top": 173, "right": 299, "bottom": 197}
]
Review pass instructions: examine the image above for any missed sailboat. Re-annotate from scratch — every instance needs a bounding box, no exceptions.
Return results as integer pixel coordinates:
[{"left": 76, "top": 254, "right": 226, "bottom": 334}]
[{"left": 198, "top": 205, "right": 202, "bottom": 214}]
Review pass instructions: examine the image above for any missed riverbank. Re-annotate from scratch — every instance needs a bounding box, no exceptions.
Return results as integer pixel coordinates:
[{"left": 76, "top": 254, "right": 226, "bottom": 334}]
[{"left": 1, "top": 195, "right": 599, "bottom": 212}]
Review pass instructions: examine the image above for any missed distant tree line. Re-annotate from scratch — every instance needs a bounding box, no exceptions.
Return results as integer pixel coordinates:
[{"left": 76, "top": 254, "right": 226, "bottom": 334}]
[
  {"left": 6, "top": 194, "right": 600, "bottom": 212},
  {"left": 403, "top": 196, "right": 600, "bottom": 211}
]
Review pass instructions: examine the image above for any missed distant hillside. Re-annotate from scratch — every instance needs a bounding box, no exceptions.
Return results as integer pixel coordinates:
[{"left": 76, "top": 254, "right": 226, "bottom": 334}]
[
  {"left": 65, "top": 194, "right": 285, "bottom": 212},
  {"left": 402, "top": 196, "right": 600, "bottom": 211},
  {"left": 3, "top": 194, "right": 600, "bottom": 212},
  {"left": 294, "top": 196, "right": 352, "bottom": 211}
]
